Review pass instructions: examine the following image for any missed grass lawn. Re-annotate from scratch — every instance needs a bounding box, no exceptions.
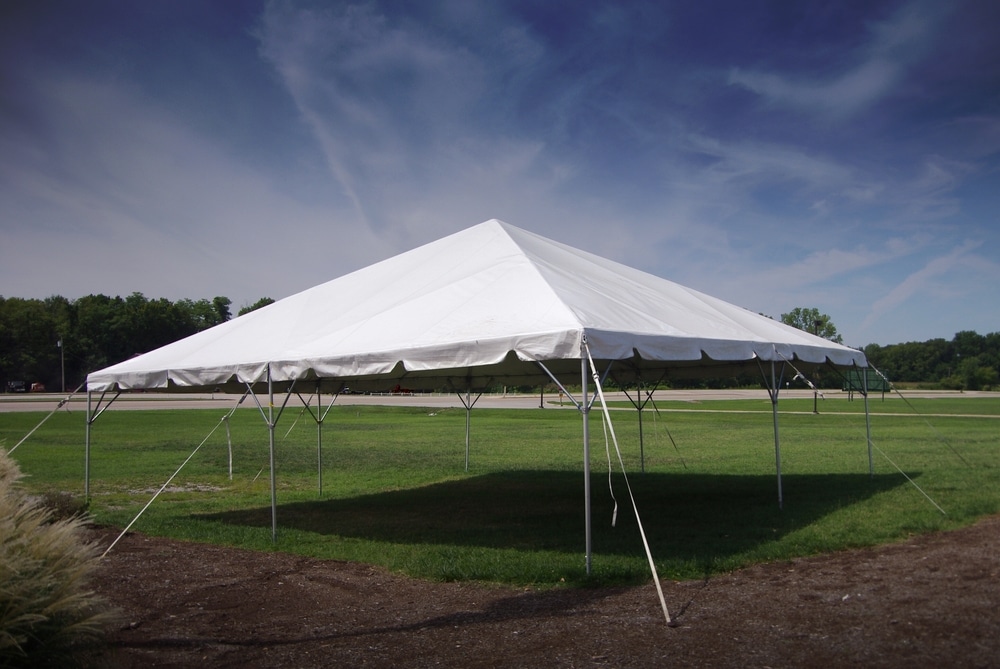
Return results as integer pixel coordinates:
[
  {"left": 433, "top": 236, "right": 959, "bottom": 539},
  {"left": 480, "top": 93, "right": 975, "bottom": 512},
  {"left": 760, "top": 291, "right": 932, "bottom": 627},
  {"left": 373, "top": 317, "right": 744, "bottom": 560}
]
[{"left": 2, "top": 394, "right": 998, "bottom": 587}]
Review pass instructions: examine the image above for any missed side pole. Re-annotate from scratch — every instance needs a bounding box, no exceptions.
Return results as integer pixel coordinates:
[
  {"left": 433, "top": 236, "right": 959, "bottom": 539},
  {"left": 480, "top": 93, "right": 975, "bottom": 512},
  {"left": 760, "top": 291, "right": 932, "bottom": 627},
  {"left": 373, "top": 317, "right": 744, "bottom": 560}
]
[
  {"left": 268, "top": 369, "right": 278, "bottom": 542},
  {"left": 770, "top": 360, "right": 783, "bottom": 510},
  {"left": 225, "top": 416, "right": 233, "bottom": 480},
  {"left": 617, "top": 374, "right": 665, "bottom": 474},
  {"left": 85, "top": 390, "right": 92, "bottom": 503},
  {"left": 582, "top": 350, "right": 592, "bottom": 575},
  {"left": 465, "top": 387, "right": 472, "bottom": 472},
  {"left": 637, "top": 387, "right": 646, "bottom": 474},
  {"left": 862, "top": 367, "right": 874, "bottom": 477},
  {"left": 450, "top": 381, "right": 486, "bottom": 472},
  {"left": 317, "top": 389, "right": 323, "bottom": 497}
]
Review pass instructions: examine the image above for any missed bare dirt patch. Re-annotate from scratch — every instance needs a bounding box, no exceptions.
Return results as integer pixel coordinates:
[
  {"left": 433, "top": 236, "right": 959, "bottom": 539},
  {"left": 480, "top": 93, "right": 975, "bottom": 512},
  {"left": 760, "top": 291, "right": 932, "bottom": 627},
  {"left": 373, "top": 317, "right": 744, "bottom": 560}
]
[{"left": 88, "top": 516, "right": 999, "bottom": 668}]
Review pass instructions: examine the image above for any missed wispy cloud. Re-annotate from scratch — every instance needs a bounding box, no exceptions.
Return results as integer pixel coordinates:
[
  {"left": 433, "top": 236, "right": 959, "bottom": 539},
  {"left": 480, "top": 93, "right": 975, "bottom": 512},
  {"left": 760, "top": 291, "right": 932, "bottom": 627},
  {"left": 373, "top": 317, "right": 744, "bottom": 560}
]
[
  {"left": 860, "top": 240, "right": 984, "bottom": 332},
  {"left": 255, "top": 3, "right": 526, "bottom": 239},
  {"left": 768, "top": 238, "right": 927, "bottom": 286},
  {"left": 2, "top": 1, "right": 997, "bottom": 345},
  {"left": 0, "top": 71, "right": 383, "bottom": 306},
  {"left": 683, "top": 134, "right": 855, "bottom": 193},
  {"left": 728, "top": 1, "right": 942, "bottom": 118}
]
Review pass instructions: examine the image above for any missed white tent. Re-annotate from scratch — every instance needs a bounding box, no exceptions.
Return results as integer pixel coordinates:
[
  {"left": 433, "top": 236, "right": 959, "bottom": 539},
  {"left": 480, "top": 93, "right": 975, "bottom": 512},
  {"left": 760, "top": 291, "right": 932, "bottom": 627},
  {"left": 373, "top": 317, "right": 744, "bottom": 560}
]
[
  {"left": 86, "top": 219, "right": 871, "bottom": 575},
  {"left": 89, "top": 219, "right": 864, "bottom": 390}
]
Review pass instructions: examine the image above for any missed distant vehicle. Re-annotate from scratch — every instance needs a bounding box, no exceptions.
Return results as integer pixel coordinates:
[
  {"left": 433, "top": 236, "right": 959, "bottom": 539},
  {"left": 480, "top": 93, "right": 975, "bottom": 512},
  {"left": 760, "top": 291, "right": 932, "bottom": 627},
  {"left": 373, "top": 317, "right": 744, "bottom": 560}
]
[
  {"left": 30, "top": 382, "right": 46, "bottom": 392},
  {"left": 389, "top": 384, "right": 413, "bottom": 395},
  {"left": 6, "top": 381, "right": 27, "bottom": 393}
]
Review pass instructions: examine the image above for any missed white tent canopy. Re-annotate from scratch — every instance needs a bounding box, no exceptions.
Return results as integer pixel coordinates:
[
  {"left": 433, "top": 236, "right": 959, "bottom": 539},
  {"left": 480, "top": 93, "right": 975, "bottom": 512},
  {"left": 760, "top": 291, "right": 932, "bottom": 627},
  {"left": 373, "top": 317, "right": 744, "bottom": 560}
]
[
  {"left": 85, "top": 219, "right": 872, "bottom": 586},
  {"left": 88, "top": 219, "right": 865, "bottom": 393}
]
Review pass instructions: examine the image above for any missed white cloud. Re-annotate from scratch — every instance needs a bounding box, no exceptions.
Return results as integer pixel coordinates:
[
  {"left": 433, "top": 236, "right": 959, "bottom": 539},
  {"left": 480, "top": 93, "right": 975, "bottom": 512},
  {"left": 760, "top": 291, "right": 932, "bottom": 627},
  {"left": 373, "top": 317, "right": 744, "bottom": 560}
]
[
  {"left": 729, "top": 59, "right": 898, "bottom": 118},
  {"left": 685, "top": 134, "right": 854, "bottom": 192},
  {"left": 859, "top": 240, "right": 984, "bottom": 331},
  {"left": 728, "top": 1, "right": 941, "bottom": 118},
  {"left": 0, "top": 72, "right": 384, "bottom": 306},
  {"left": 256, "top": 3, "right": 510, "bottom": 235},
  {"left": 253, "top": 1, "right": 642, "bottom": 255}
]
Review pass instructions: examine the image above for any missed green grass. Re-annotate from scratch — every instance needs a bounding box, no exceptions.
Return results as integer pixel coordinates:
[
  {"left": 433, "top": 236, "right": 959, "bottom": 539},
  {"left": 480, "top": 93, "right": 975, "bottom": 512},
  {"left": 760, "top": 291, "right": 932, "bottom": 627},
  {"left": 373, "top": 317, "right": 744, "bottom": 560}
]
[
  {"left": 2, "top": 395, "right": 998, "bottom": 587},
  {"left": 607, "top": 395, "right": 1000, "bottom": 415}
]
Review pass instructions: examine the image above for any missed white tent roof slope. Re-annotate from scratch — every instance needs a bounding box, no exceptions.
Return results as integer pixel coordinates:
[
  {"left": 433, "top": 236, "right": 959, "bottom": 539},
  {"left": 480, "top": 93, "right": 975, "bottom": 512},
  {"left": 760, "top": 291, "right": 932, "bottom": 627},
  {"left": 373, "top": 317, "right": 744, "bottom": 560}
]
[{"left": 87, "top": 219, "right": 866, "bottom": 392}]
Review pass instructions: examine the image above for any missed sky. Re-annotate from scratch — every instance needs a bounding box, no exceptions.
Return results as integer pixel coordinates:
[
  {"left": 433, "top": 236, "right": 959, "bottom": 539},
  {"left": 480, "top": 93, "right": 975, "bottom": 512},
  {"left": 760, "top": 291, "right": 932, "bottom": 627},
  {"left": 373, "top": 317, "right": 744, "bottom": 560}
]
[{"left": 2, "top": 0, "right": 998, "bottom": 348}]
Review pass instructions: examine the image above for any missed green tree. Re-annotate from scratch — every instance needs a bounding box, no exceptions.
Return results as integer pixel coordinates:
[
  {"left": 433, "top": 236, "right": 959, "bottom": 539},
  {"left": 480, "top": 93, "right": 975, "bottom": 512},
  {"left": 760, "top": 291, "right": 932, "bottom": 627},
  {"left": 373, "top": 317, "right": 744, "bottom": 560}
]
[
  {"left": 780, "top": 307, "right": 843, "bottom": 344},
  {"left": 1, "top": 293, "right": 238, "bottom": 389},
  {"left": 238, "top": 297, "right": 275, "bottom": 316},
  {"left": 212, "top": 296, "right": 232, "bottom": 323},
  {"left": 0, "top": 297, "right": 63, "bottom": 390}
]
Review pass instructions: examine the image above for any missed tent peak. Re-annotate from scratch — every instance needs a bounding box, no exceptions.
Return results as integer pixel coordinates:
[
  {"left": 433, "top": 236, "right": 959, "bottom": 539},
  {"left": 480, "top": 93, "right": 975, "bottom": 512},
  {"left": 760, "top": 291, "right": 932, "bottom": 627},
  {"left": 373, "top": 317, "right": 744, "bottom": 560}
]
[{"left": 87, "top": 219, "right": 866, "bottom": 392}]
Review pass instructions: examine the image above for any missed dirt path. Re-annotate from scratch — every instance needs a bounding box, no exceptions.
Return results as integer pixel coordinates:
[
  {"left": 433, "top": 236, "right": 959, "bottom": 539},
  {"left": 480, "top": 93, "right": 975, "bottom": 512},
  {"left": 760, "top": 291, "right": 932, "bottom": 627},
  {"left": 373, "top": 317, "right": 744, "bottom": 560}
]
[{"left": 88, "top": 515, "right": 999, "bottom": 668}]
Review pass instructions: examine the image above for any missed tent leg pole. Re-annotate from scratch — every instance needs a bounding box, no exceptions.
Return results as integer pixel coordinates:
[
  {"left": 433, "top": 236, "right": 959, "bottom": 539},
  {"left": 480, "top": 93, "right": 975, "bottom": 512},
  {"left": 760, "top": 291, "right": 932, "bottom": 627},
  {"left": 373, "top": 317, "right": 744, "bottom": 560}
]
[
  {"left": 317, "top": 389, "right": 323, "bottom": 497},
  {"left": 862, "top": 368, "right": 874, "bottom": 477},
  {"left": 771, "top": 360, "right": 783, "bottom": 510},
  {"left": 225, "top": 416, "right": 233, "bottom": 481},
  {"left": 582, "top": 353, "right": 592, "bottom": 575},
  {"left": 465, "top": 387, "right": 473, "bottom": 472},
  {"left": 465, "top": 405, "right": 471, "bottom": 472},
  {"left": 268, "top": 369, "right": 277, "bottom": 542},
  {"left": 85, "top": 390, "right": 92, "bottom": 503},
  {"left": 638, "top": 395, "right": 646, "bottom": 474}
]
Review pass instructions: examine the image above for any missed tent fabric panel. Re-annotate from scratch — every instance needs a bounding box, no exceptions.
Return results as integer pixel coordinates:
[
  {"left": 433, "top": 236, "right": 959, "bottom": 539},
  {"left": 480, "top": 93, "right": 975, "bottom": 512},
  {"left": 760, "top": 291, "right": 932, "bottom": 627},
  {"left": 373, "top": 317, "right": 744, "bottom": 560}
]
[
  {"left": 86, "top": 219, "right": 867, "bottom": 393},
  {"left": 505, "top": 223, "right": 864, "bottom": 364},
  {"left": 286, "top": 330, "right": 583, "bottom": 379}
]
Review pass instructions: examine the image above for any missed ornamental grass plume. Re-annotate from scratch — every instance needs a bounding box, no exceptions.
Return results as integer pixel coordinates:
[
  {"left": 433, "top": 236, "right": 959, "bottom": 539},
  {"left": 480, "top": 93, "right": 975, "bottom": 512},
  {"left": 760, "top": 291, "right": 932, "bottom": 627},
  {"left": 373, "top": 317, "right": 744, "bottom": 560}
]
[{"left": 0, "top": 449, "right": 116, "bottom": 667}]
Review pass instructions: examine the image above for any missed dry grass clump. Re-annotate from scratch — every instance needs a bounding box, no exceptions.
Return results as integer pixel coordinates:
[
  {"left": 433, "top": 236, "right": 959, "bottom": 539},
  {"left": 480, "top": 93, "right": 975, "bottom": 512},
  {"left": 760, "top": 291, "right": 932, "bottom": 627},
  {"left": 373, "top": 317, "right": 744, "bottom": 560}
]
[{"left": 0, "top": 450, "right": 115, "bottom": 667}]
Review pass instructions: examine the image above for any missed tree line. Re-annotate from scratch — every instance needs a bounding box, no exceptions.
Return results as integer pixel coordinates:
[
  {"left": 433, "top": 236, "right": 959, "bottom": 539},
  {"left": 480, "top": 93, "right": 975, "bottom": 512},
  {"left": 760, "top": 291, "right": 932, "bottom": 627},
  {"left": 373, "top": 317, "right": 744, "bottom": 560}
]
[
  {"left": 0, "top": 293, "right": 273, "bottom": 393},
  {"left": 863, "top": 331, "right": 1000, "bottom": 391},
  {"left": 1, "top": 294, "right": 996, "bottom": 393},
  {"left": 780, "top": 307, "right": 999, "bottom": 390}
]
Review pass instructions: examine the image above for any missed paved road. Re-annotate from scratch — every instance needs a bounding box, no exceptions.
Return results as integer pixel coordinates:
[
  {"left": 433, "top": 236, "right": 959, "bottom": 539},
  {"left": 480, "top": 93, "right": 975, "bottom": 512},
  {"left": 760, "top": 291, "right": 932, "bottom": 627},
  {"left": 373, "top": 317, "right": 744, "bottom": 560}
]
[{"left": 0, "top": 388, "right": 990, "bottom": 413}]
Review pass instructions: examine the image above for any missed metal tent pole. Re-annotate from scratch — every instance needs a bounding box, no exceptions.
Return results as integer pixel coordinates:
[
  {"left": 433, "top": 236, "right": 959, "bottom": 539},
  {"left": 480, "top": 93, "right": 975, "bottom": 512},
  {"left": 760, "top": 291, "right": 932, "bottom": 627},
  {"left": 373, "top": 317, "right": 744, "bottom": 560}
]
[
  {"left": 863, "top": 367, "right": 874, "bottom": 477},
  {"left": 268, "top": 368, "right": 278, "bottom": 542},
  {"left": 85, "top": 390, "right": 92, "bottom": 503},
  {"left": 616, "top": 372, "right": 666, "bottom": 474},
  {"left": 637, "top": 386, "right": 646, "bottom": 473},
  {"left": 770, "top": 360, "right": 784, "bottom": 510},
  {"left": 225, "top": 416, "right": 233, "bottom": 480},
  {"left": 582, "top": 347, "right": 592, "bottom": 575},
  {"left": 316, "top": 388, "right": 323, "bottom": 497},
  {"left": 448, "top": 380, "right": 487, "bottom": 472},
  {"left": 295, "top": 383, "right": 336, "bottom": 498},
  {"left": 465, "top": 387, "right": 472, "bottom": 471}
]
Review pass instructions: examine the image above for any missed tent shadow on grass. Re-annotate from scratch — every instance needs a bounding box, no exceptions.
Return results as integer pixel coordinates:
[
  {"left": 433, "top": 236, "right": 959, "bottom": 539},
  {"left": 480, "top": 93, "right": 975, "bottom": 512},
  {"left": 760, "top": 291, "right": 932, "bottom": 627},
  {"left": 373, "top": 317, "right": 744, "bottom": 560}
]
[{"left": 200, "top": 471, "right": 908, "bottom": 567}]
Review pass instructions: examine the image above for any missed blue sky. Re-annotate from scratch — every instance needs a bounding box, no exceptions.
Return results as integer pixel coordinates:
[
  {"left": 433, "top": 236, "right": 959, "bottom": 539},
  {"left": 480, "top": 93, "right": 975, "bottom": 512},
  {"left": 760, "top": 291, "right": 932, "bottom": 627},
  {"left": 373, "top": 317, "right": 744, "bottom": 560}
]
[{"left": 2, "top": 1, "right": 998, "bottom": 348}]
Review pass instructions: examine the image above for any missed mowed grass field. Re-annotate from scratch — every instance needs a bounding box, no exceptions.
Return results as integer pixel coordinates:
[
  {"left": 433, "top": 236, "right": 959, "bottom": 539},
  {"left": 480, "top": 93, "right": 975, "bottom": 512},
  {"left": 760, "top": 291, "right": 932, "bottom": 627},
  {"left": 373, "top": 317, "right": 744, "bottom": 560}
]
[{"left": 2, "top": 394, "right": 998, "bottom": 586}]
